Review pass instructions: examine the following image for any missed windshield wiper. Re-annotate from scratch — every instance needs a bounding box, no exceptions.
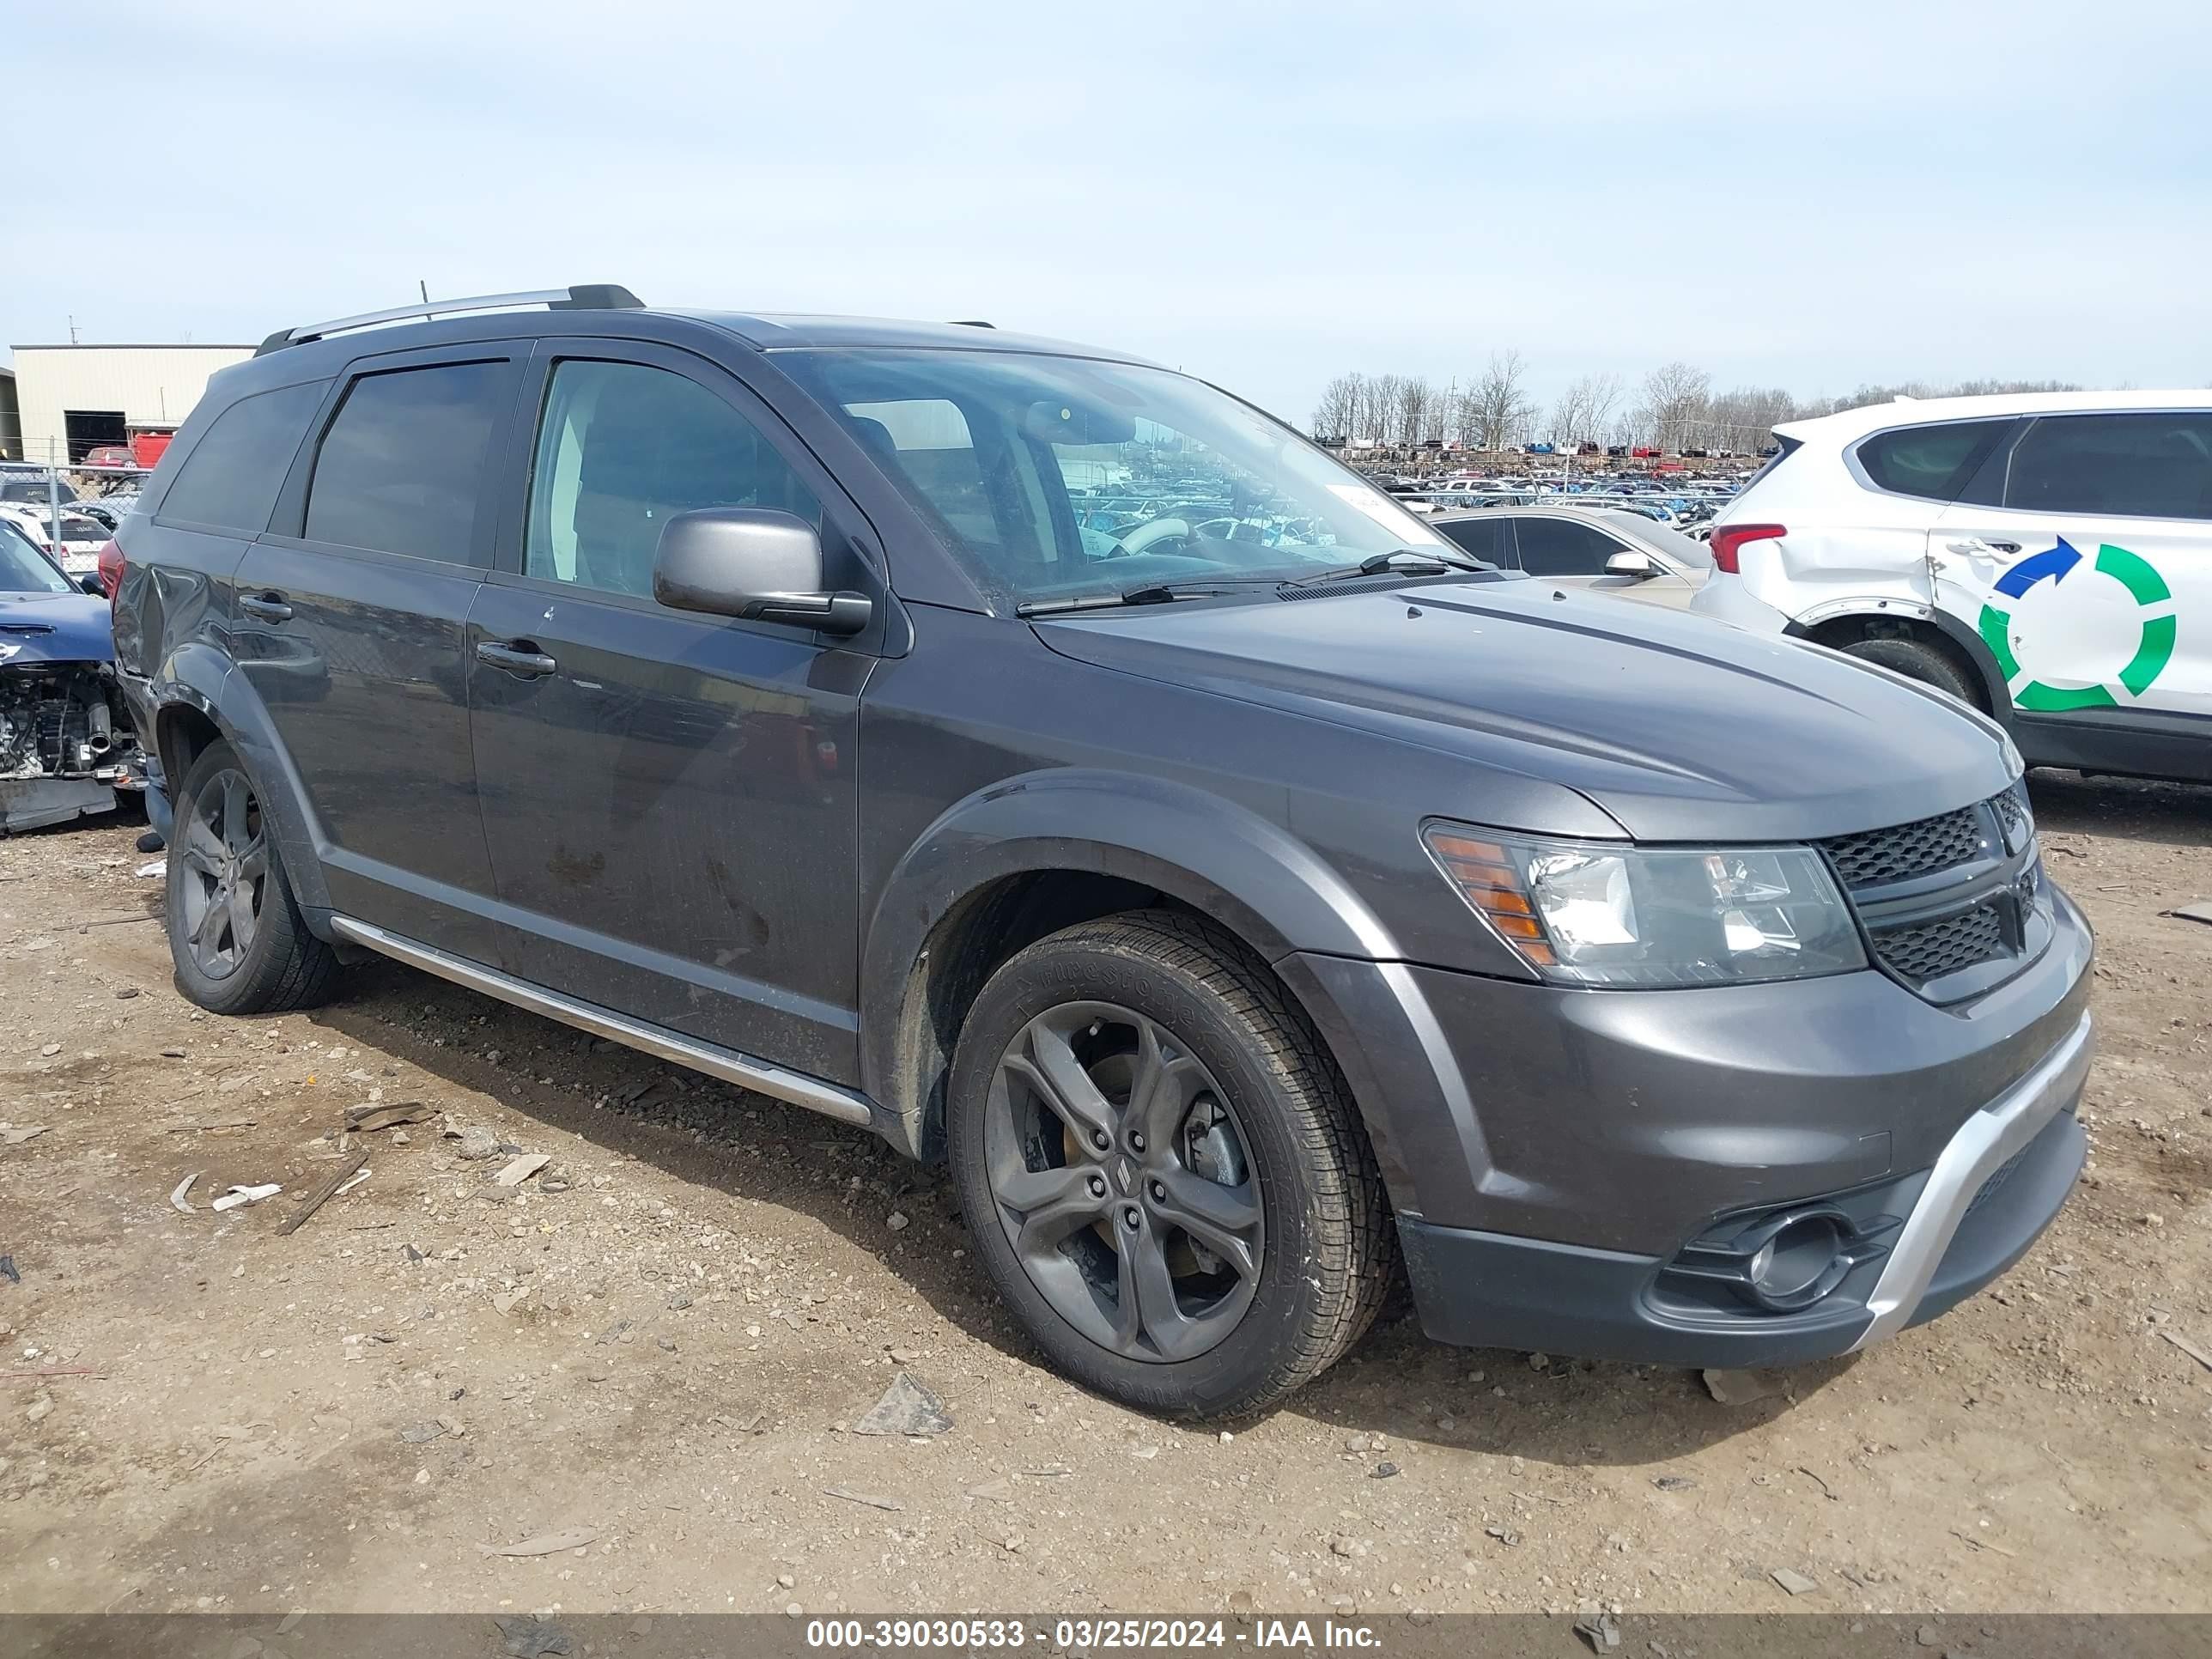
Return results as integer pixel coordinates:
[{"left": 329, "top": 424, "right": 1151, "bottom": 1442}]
[
  {"left": 1279, "top": 548, "right": 1483, "bottom": 586},
  {"left": 1016, "top": 549, "right": 1486, "bottom": 617},
  {"left": 1015, "top": 577, "right": 1287, "bottom": 618}
]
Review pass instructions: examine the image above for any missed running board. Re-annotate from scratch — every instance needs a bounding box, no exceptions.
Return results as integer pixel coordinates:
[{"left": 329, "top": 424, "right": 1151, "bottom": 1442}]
[{"left": 327, "top": 915, "right": 876, "bottom": 1128}]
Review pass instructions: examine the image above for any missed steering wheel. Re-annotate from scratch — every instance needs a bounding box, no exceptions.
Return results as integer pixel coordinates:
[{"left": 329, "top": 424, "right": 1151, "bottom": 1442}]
[{"left": 1115, "top": 517, "right": 1191, "bottom": 557}]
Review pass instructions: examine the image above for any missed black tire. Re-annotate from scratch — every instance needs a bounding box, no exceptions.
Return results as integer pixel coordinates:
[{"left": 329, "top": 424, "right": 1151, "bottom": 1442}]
[
  {"left": 1840, "top": 635, "right": 1984, "bottom": 708},
  {"left": 166, "top": 739, "right": 340, "bottom": 1015},
  {"left": 945, "top": 909, "right": 1395, "bottom": 1417}
]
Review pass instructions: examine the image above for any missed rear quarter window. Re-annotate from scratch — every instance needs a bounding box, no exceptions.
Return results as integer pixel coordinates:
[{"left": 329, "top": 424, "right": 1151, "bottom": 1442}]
[
  {"left": 1853, "top": 419, "right": 2012, "bottom": 502},
  {"left": 157, "top": 380, "right": 329, "bottom": 533}
]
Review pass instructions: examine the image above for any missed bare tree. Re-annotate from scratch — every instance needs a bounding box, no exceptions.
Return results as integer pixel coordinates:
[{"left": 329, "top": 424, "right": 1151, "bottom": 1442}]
[
  {"left": 1466, "top": 350, "right": 1534, "bottom": 450},
  {"left": 1637, "top": 362, "right": 1711, "bottom": 452},
  {"left": 1358, "top": 374, "right": 1403, "bottom": 446},
  {"left": 1394, "top": 377, "right": 1442, "bottom": 447},
  {"left": 1310, "top": 374, "right": 1363, "bottom": 442},
  {"left": 1549, "top": 371, "right": 1625, "bottom": 449},
  {"left": 1704, "top": 385, "right": 1797, "bottom": 452}
]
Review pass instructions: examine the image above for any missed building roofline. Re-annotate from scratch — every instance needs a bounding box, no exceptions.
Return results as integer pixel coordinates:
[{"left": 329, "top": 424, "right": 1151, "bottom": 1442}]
[{"left": 9, "top": 343, "right": 257, "bottom": 352}]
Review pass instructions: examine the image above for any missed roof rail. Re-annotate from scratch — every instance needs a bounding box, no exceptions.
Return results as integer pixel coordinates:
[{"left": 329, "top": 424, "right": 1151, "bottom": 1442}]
[
  {"left": 255, "top": 284, "right": 645, "bottom": 356},
  {"left": 948, "top": 319, "right": 995, "bottom": 329}
]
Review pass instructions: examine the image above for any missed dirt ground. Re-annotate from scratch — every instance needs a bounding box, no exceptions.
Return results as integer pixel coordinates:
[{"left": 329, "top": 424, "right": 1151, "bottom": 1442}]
[{"left": 2, "top": 772, "right": 2208, "bottom": 1623}]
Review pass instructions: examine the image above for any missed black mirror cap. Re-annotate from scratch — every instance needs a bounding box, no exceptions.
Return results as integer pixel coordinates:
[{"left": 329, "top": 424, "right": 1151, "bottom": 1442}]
[{"left": 653, "top": 507, "right": 872, "bottom": 636}]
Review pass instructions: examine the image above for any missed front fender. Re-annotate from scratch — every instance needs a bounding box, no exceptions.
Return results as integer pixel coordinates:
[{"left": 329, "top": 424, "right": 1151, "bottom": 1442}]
[
  {"left": 859, "top": 769, "right": 1405, "bottom": 1151},
  {"left": 151, "top": 641, "right": 333, "bottom": 919}
]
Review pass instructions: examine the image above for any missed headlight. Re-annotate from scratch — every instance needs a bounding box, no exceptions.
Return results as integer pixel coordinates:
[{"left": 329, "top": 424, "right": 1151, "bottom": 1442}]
[{"left": 1422, "top": 824, "right": 1867, "bottom": 988}]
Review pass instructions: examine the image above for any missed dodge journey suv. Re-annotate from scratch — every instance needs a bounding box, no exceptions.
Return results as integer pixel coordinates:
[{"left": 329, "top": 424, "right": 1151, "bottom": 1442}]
[{"left": 111, "top": 287, "right": 2094, "bottom": 1416}]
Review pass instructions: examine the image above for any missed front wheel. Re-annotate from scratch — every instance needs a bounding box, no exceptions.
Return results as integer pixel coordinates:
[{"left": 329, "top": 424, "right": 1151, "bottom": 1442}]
[
  {"left": 166, "top": 739, "right": 339, "bottom": 1015},
  {"left": 945, "top": 910, "right": 1395, "bottom": 1417}
]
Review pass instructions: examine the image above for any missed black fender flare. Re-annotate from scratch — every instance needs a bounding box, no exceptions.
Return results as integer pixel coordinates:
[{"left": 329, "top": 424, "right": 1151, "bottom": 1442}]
[
  {"left": 858, "top": 769, "right": 1402, "bottom": 1150},
  {"left": 149, "top": 644, "right": 334, "bottom": 917}
]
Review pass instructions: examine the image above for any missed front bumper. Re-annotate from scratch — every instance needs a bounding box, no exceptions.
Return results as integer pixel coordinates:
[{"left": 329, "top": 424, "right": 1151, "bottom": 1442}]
[
  {"left": 1393, "top": 1010, "right": 2089, "bottom": 1366},
  {"left": 1279, "top": 882, "right": 2095, "bottom": 1369}
]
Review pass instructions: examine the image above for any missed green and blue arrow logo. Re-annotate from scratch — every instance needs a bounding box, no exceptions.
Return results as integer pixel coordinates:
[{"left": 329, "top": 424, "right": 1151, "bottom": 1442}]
[{"left": 1975, "top": 538, "right": 2177, "bottom": 712}]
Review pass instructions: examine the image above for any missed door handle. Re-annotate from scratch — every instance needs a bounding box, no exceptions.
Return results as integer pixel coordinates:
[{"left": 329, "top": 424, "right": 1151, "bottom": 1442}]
[
  {"left": 1946, "top": 538, "right": 2023, "bottom": 557},
  {"left": 239, "top": 592, "right": 293, "bottom": 622},
  {"left": 475, "top": 639, "right": 558, "bottom": 678}
]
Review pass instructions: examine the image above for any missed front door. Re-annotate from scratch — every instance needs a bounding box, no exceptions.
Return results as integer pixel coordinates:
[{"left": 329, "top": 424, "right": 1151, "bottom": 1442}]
[
  {"left": 467, "top": 342, "right": 875, "bottom": 1082},
  {"left": 235, "top": 348, "right": 522, "bottom": 963},
  {"left": 1931, "top": 409, "right": 2210, "bottom": 719}
]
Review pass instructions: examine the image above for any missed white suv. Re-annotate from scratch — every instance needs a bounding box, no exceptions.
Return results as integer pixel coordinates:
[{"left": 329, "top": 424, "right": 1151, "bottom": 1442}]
[{"left": 1694, "top": 391, "right": 2209, "bottom": 784}]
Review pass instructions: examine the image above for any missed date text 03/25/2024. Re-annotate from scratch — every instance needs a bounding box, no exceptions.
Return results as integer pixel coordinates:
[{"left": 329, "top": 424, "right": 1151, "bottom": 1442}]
[{"left": 803, "top": 1619, "right": 1384, "bottom": 1651}]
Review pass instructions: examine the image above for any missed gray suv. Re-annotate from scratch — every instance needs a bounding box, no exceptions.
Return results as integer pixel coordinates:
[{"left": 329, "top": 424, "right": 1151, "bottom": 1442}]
[{"left": 111, "top": 287, "right": 2094, "bottom": 1417}]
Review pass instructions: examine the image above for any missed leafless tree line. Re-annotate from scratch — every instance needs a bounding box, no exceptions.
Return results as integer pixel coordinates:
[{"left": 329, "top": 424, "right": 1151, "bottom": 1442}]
[{"left": 1310, "top": 362, "right": 2084, "bottom": 452}]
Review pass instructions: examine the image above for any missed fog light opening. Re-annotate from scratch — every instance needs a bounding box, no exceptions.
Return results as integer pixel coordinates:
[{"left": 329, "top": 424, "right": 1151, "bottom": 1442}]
[{"left": 1747, "top": 1213, "right": 1853, "bottom": 1312}]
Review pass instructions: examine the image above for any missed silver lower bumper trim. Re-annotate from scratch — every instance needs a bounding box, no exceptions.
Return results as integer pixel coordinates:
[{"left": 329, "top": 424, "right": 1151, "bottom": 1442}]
[
  {"left": 328, "top": 915, "right": 876, "bottom": 1128},
  {"left": 1849, "top": 1008, "right": 2094, "bottom": 1350}
]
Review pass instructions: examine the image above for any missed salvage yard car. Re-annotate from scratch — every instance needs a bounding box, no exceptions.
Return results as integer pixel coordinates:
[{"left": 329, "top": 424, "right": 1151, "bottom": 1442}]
[
  {"left": 1, "top": 514, "right": 139, "bottom": 833},
  {"left": 1696, "top": 391, "right": 2210, "bottom": 784},
  {"left": 0, "top": 501, "right": 113, "bottom": 579},
  {"left": 111, "top": 287, "right": 2093, "bottom": 1416},
  {"left": 1429, "top": 504, "right": 1709, "bottom": 607}
]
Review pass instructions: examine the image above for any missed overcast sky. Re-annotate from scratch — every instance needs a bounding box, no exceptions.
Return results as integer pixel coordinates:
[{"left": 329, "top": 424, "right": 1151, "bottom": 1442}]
[{"left": 7, "top": 1, "right": 2208, "bottom": 423}]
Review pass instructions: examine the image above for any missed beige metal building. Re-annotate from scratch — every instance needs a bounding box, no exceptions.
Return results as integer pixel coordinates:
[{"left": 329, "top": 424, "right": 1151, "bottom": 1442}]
[{"left": 5, "top": 343, "right": 254, "bottom": 465}]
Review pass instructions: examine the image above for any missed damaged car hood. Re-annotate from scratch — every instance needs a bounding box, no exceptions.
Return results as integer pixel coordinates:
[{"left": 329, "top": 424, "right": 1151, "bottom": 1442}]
[
  {"left": 0, "top": 592, "right": 115, "bottom": 665},
  {"left": 1033, "top": 580, "right": 2016, "bottom": 842}
]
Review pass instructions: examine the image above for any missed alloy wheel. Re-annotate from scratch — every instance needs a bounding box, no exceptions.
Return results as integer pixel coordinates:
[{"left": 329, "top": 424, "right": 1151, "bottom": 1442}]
[
  {"left": 175, "top": 768, "right": 267, "bottom": 981},
  {"left": 982, "top": 1001, "right": 1264, "bottom": 1363}
]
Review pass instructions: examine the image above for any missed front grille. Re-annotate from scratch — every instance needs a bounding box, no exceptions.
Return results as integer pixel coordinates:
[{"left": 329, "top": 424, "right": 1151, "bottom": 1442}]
[
  {"left": 1871, "top": 903, "right": 2007, "bottom": 982},
  {"left": 1821, "top": 789, "right": 2039, "bottom": 997},
  {"left": 1821, "top": 805, "right": 1987, "bottom": 889}
]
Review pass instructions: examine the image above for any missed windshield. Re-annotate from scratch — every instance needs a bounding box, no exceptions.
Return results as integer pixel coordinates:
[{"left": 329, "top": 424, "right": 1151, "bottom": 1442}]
[
  {"left": 779, "top": 349, "right": 1451, "bottom": 608},
  {"left": 0, "top": 522, "right": 72, "bottom": 593}
]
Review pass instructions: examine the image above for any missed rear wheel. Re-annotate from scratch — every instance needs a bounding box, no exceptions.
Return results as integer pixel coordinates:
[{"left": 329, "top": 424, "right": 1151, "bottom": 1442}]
[
  {"left": 1839, "top": 635, "right": 1984, "bottom": 708},
  {"left": 166, "top": 739, "right": 338, "bottom": 1015},
  {"left": 946, "top": 910, "right": 1394, "bottom": 1417}
]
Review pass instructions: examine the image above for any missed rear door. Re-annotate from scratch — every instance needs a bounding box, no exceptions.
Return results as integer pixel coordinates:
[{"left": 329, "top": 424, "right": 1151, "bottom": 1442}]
[
  {"left": 1929, "top": 410, "right": 2209, "bottom": 719},
  {"left": 236, "top": 346, "right": 522, "bottom": 962},
  {"left": 465, "top": 339, "right": 876, "bottom": 1081}
]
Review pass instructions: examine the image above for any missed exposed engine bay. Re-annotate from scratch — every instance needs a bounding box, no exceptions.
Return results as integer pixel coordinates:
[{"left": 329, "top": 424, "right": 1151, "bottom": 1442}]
[{"left": 0, "top": 658, "right": 138, "bottom": 833}]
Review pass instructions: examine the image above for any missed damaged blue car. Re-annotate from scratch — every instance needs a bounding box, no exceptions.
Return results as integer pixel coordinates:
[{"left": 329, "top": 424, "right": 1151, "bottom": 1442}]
[{"left": 0, "top": 518, "right": 138, "bottom": 834}]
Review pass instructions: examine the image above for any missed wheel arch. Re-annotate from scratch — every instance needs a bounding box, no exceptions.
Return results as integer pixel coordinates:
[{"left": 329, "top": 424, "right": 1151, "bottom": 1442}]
[
  {"left": 860, "top": 771, "right": 1402, "bottom": 1160},
  {"left": 149, "top": 645, "right": 333, "bottom": 916},
  {"left": 1791, "top": 605, "right": 2014, "bottom": 719}
]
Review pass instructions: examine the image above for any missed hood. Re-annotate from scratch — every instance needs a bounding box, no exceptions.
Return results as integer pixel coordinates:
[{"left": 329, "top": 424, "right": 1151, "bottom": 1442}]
[
  {"left": 1034, "top": 579, "right": 2016, "bottom": 842},
  {"left": 0, "top": 591, "right": 116, "bottom": 666}
]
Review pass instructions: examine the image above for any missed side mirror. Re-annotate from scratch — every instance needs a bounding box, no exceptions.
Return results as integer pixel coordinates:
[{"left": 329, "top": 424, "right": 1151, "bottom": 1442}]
[
  {"left": 81, "top": 575, "right": 106, "bottom": 596},
  {"left": 1604, "top": 549, "right": 1659, "bottom": 580},
  {"left": 653, "top": 508, "right": 872, "bottom": 636}
]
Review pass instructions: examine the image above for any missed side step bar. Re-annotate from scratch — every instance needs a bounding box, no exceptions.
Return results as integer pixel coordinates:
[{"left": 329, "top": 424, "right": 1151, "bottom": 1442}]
[{"left": 328, "top": 915, "right": 875, "bottom": 1128}]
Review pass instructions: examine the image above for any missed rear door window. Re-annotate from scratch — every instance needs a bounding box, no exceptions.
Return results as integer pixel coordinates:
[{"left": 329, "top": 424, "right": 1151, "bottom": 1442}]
[
  {"left": 2002, "top": 412, "right": 2212, "bottom": 520},
  {"left": 1510, "top": 515, "right": 1624, "bottom": 576},
  {"left": 157, "top": 380, "right": 328, "bottom": 534},
  {"left": 303, "top": 362, "right": 508, "bottom": 563},
  {"left": 1854, "top": 420, "right": 2011, "bottom": 502}
]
